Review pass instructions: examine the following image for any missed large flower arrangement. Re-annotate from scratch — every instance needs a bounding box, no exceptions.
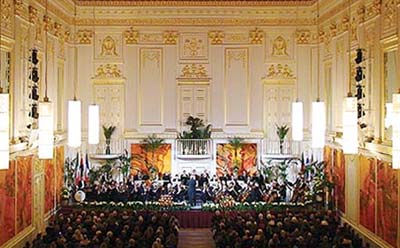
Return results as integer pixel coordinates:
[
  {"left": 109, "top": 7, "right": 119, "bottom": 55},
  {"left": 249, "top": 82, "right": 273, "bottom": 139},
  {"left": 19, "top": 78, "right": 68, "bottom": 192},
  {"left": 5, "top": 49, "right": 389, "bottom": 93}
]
[
  {"left": 159, "top": 194, "right": 173, "bottom": 207},
  {"left": 218, "top": 194, "right": 235, "bottom": 209}
]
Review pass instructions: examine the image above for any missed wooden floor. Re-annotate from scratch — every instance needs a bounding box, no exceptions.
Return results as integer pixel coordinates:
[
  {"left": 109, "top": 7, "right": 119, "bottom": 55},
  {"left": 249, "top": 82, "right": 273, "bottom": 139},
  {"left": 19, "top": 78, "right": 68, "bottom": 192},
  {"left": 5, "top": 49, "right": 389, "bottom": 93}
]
[{"left": 178, "top": 228, "right": 216, "bottom": 248}]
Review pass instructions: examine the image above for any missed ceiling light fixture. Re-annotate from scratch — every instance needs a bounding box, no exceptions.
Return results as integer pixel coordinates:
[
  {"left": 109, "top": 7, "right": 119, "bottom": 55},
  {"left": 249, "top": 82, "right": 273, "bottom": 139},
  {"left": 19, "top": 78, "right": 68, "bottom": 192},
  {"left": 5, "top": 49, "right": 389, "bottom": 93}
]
[{"left": 311, "top": 0, "right": 326, "bottom": 149}]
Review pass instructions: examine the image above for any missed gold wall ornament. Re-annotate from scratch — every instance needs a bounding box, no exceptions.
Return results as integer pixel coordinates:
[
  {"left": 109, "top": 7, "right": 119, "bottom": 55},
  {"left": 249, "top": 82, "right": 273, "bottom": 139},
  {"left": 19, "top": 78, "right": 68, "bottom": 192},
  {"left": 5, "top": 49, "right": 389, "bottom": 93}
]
[
  {"left": 227, "top": 50, "right": 246, "bottom": 68},
  {"left": 351, "top": 18, "right": 358, "bottom": 42},
  {"left": 54, "top": 22, "right": 62, "bottom": 38},
  {"left": 249, "top": 28, "right": 264, "bottom": 44},
  {"left": 208, "top": 31, "right": 224, "bottom": 45},
  {"left": 271, "top": 35, "right": 289, "bottom": 56},
  {"left": 95, "top": 64, "right": 123, "bottom": 78},
  {"left": 266, "top": 64, "right": 294, "bottom": 79},
  {"left": 163, "top": 31, "right": 178, "bottom": 45},
  {"left": 180, "top": 64, "right": 208, "bottom": 78},
  {"left": 140, "top": 32, "right": 164, "bottom": 43},
  {"left": 1, "top": 0, "right": 12, "bottom": 29},
  {"left": 43, "top": 15, "right": 52, "bottom": 32},
  {"left": 28, "top": 5, "right": 38, "bottom": 24},
  {"left": 357, "top": 5, "right": 366, "bottom": 23},
  {"left": 341, "top": 15, "right": 350, "bottom": 32},
  {"left": 224, "top": 33, "right": 248, "bottom": 43},
  {"left": 329, "top": 22, "right": 337, "bottom": 37},
  {"left": 77, "top": 29, "right": 93, "bottom": 45},
  {"left": 35, "top": 20, "right": 43, "bottom": 42},
  {"left": 100, "top": 36, "right": 118, "bottom": 56},
  {"left": 296, "top": 29, "right": 311, "bottom": 44},
  {"left": 14, "top": 0, "right": 24, "bottom": 16},
  {"left": 184, "top": 37, "right": 204, "bottom": 57},
  {"left": 142, "top": 50, "right": 161, "bottom": 68},
  {"left": 383, "top": 0, "right": 395, "bottom": 29},
  {"left": 124, "top": 27, "right": 139, "bottom": 44}
]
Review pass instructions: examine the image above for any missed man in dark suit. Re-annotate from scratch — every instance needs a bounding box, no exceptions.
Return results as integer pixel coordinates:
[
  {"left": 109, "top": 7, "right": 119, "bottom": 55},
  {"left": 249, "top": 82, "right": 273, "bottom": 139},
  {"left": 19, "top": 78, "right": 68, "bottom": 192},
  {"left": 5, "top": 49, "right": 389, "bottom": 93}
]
[{"left": 187, "top": 175, "right": 196, "bottom": 206}]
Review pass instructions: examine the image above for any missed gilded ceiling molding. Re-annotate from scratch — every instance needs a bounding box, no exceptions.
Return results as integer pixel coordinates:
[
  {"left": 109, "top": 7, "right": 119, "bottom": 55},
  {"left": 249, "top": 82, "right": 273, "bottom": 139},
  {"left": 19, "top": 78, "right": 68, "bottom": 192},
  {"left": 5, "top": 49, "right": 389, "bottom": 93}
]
[
  {"left": 77, "top": 17, "right": 314, "bottom": 26},
  {"left": 295, "top": 29, "right": 311, "bottom": 44},
  {"left": 29, "top": 5, "right": 38, "bottom": 23},
  {"left": 249, "top": 28, "right": 264, "bottom": 44},
  {"left": 163, "top": 31, "right": 178, "bottom": 45},
  {"left": 208, "top": 31, "right": 224, "bottom": 45},
  {"left": 1, "top": 0, "right": 13, "bottom": 29},
  {"left": 76, "top": 29, "right": 93, "bottom": 44},
  {"left": 76, "top": 0, "right": 316, "bottom": 7},
  {"left": 123, "top": 27, "right": 139, "bottom": 44}
]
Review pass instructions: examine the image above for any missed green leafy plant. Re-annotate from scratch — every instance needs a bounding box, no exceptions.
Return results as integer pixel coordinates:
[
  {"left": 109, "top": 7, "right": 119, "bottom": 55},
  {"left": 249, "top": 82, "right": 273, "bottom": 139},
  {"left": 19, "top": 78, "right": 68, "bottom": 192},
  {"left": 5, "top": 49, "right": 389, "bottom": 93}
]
[
  {"left": 142, "top": 134, "right": 165, "bottom": 178},
  {"left": 102, "top": 125, "right": 116, "bottom": 140},
  {"left": 276, "top": 124, "right": 289, "bottom": 154},
  {"left": 178, "top": 116, "right": 212, "bottom": 139}
]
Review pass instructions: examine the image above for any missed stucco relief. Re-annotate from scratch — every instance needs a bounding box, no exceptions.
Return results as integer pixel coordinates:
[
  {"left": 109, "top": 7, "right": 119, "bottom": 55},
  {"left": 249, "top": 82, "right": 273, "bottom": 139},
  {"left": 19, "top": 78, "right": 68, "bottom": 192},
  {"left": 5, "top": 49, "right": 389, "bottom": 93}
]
[
  {"left": 180, "top": 33, "right": 208, "bottom": 61},
  {"left": 267, "top": 33, "right": 293, "bottom": 61}
]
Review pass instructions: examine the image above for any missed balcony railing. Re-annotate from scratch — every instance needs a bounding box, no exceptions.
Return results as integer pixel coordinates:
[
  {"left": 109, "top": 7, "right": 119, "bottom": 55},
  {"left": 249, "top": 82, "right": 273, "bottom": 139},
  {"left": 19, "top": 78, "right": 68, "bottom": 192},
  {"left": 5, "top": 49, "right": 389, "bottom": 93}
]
[
  {"left": 176, "top": 139, "right": 212, "bottom": 159},
  {"left": 86, "top": 138, "right": 125, "bottom": 155},
  {"left": 262, "top": 139, "right": 301, "bottom": 156}
]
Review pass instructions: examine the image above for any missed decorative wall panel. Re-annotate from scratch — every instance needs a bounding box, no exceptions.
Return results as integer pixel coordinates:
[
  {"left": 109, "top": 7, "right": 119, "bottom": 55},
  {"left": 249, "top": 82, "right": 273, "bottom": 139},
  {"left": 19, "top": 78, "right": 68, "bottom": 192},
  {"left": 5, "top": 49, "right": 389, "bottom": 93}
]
[
  {"left": 376, "top": 159, "right": 398, "bottom": 247},
  {"left": 16, "top": 155, "right": 33, "bottom": 233},
  {"left": 263, "top": 85, "right": 294, "bottom": 139},
  {"left": 216, "top": 143, "right": 257, "bottom": 177},
  {"left": 0, "top": 161, "right": 16, "bottom": 246},
  {"left": 44, "top": 159, "right": 55, "bottom": 215},
  {"left": 95, "top": 84, "right": 125, "bottom": 136},
  {"left": 359, "top": 155, "right": 376, "bottom": 233},
  {"left": 130, "top": 143, "right": 171, "bottom": 176},
  {"left": 139, "top": 48, "right": 163, "bottom": 127},
  {"left": 333, "top": 149, "right": 346, "bottom": 213},
  {"left": 178, "top": 85, "right": 209, "bottom": 126},
  {"left": 95, "top": 33, "right": 123, "bottom": 61},
  {"left": 55, "top": 146, "right": 64, "bottom": 207},
  {"left": 224, "top": 48, "right": 249, "bottom": 127}
]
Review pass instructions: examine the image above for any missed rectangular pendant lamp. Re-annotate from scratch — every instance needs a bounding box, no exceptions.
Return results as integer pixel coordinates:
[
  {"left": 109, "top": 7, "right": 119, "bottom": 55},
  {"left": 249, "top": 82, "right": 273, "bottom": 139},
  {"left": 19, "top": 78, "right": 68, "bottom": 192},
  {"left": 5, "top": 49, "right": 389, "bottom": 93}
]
[
  {"left": 343, "top": 96, "right": 358, "bottom": 154},
  {"left": 292, "top": 101, "right": 303, "bottom": 141},
  {"left": 38, "top": 100, "right": 54, "bottom": 159},
  {"left": 312, "top": 100, "right": 326, "bottom": 148}
]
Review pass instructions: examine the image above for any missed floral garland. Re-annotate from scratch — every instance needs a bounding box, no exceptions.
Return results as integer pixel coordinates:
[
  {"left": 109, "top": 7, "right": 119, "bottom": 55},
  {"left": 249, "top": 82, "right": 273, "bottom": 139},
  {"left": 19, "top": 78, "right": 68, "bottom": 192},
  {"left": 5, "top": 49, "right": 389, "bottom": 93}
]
[
  {"left": 202, "top": 200, "right": 313, "bottom": 212},
  {"left": 77, "top": 201, "right": 190, "bottom": 211}
]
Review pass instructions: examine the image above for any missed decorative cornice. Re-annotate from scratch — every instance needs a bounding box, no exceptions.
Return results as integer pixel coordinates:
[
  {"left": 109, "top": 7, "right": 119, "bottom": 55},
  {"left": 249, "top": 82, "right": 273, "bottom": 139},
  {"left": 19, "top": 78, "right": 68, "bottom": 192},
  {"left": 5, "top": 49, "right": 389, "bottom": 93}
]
[
  {"left": 76, "top": 0, "right": 316, "bottom": 7},
  {"left": 77, "top": 17, "right": 314, "bottom": 26}
]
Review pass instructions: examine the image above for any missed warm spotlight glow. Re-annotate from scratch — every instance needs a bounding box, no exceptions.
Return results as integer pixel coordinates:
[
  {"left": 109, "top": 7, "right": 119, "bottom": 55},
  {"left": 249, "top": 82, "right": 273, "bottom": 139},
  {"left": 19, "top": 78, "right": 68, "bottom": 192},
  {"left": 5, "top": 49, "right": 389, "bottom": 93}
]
[
  {"left": 385, "top": 103, "right": 393, "bottom": 128},
  {"left": 392, "top": 93, "right": 400, "bottom": 169},
  {"left": 291, "top": 101, "right": 303, "bottom": 141},
  {"left": 343, "top": 97, "right": 358, "bottom": 154},
  {"left": 38, "top": 101, "right": 54, "bottom": 159},
  {"left": 67, "top": 100, "right": 82, "bottom": 148},
  {"left": 0, "top": 93, "right": 9, "bottom": 169},
  {"left": 312, "top": 101, "right": 326, "bottom": 149},
  {"left": 88, "top": 104, "right": 100, "bottom": 145}
]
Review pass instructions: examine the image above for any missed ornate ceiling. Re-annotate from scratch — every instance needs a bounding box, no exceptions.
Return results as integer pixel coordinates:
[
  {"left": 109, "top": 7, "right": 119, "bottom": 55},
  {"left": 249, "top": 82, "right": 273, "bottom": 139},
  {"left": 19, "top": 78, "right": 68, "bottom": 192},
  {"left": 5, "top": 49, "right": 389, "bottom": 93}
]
[{"left": 75, "top": 0, "right": 316, "bottom": 6}]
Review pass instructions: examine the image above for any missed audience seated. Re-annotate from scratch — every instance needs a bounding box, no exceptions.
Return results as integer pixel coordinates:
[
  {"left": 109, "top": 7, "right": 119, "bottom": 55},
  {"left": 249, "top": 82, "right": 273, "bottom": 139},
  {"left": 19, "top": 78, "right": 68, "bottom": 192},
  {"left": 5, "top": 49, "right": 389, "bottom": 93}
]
[
  {"left": 28, "top": 210, "right": 179, "bottom": 248},
  {"left": 212, "top": 209, "right": 365, "bottom": 248}
]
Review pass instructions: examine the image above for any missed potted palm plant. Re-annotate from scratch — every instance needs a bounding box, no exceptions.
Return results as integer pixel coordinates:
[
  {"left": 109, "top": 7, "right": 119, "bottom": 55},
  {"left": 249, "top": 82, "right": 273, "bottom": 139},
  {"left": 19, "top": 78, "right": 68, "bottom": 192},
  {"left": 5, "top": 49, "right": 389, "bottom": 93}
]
[
  {"left": 103, "top": 125, "right": 116, "bottom": 154},
  {"left": 142, "top": 134, "right": 165, "bottom": 179},
  {"left": 276, "top": 124, "right": 289, "bottom": 154}
]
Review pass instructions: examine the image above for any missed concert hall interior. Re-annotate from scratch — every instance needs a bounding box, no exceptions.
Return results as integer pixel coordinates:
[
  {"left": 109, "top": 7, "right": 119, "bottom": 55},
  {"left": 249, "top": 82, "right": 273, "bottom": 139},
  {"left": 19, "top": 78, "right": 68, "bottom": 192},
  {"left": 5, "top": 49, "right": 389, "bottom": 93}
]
[{"left": 0, "top": 0, "right": 400, "bottom": 247}]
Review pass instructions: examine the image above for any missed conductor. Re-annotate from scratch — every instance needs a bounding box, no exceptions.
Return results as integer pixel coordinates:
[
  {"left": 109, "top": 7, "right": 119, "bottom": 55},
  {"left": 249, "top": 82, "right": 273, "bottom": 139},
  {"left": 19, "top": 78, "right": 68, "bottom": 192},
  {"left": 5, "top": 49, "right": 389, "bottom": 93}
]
[{"left": 188, "top": 175, "right": 196, "bottom": 206}]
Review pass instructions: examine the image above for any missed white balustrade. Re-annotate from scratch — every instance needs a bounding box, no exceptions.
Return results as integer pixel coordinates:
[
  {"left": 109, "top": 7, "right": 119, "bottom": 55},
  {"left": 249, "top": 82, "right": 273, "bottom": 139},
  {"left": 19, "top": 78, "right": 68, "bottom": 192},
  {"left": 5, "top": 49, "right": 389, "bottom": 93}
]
[{"left": 176, "top": 139, "right": 212, "bottom": 159}]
